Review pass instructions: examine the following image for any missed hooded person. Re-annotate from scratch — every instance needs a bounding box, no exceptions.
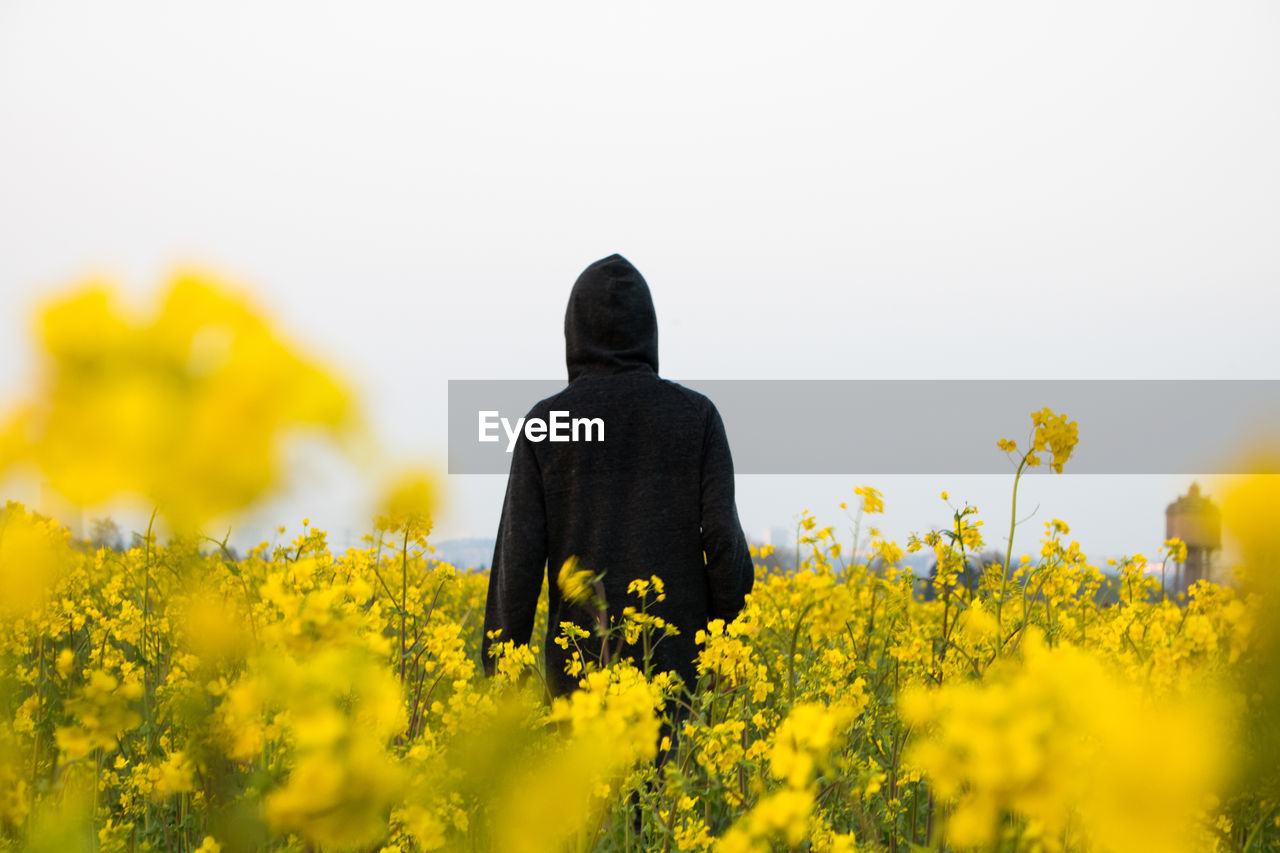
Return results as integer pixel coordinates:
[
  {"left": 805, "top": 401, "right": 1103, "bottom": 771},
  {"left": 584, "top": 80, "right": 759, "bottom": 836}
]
[{"left": 480, "top": 253, "right": 755, "bottom": 700}]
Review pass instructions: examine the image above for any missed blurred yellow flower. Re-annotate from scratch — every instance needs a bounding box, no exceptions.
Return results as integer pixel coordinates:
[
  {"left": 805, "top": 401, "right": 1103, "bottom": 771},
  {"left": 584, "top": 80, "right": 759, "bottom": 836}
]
[
  {"left": 148, "top": 751, "right": 195, "bottom": 801},
  {"left": 901, "top": 633, "right": 1227, "bottom": 851},
  {"left": 556, "top": 555, "right": 595, "bottom": 606},
  {"left": 0, "top": 502, "right": 73, "bottom": 619},
  {"left": 375, "top": 469, "right": 440, "bottom": 539},
  {"left": 853, "top": 485, "right": 883, "bottom": 514},
  {"left": 1164, "top": 536, "right": 1189, "bottom": 564},
  {"left": 54, "top": 670, "right": 143, "bottom": 760},
  {"left": 1, "top": 271, "right": 354, "bottom": 527}
]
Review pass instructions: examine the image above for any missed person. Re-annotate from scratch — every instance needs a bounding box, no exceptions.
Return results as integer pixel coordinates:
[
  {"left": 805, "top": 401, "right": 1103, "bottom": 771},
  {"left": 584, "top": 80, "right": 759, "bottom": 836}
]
[{"left": 480, "top": 253, "right": 755, "bottom": 702}]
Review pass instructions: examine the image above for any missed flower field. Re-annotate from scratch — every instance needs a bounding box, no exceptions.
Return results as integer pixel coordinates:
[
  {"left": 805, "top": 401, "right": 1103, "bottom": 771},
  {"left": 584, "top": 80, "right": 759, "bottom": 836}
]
[{"left": 2, "top": 275, "right": 1279, "bottom": 852}]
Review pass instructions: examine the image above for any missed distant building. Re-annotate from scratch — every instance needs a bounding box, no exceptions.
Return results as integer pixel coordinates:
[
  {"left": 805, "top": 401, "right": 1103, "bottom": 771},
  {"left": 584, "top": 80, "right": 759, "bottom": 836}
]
[
  {"left": 1165, "top": 483, "right": 1221, "bottom": 590},
  {"left": 763, "top": 525, "right": 793, "bottom": 549},
  {"left": 432, "top": 537, "right": 495, "bottom": 572}
]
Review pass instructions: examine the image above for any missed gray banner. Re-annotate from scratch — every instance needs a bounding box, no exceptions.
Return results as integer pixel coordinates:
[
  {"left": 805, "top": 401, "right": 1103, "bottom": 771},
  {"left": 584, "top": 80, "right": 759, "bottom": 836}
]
[{"left": 448, "top": 380, "right": 1280, "bottom": 475}]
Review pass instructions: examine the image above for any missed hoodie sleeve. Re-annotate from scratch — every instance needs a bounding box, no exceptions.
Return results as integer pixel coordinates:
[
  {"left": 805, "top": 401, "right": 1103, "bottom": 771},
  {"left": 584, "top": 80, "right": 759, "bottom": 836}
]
[
  {"left": 481, "top": 430, "right": 548, "bottom": 676},
  {"left": 700, "top": 404, "right": 754, "bottom": 623}
]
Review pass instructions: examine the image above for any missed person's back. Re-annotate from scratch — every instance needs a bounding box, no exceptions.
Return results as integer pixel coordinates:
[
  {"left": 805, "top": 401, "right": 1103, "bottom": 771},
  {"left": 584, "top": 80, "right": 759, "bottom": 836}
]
[{"left": 481, "top": 253, "right": 754, "bottom": 699}]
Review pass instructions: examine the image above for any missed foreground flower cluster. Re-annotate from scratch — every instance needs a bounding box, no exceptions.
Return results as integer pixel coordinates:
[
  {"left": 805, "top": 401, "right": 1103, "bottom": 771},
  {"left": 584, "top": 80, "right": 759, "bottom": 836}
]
[
  {"left": 2, "top": 274, "right": 1278, "bottom": 852},
  {"left": 2, "top": 467, "right": 1278, "bottom": 852}
]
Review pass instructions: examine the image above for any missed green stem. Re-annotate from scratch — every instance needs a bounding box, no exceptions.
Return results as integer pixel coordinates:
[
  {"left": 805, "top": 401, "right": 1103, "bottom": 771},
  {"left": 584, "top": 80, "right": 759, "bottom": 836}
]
[
  {"left": 400, "top": 528, "right": 410, "bottom": 684},
  {"left": 30, "top": 636, "right": 45, "bottom": 813},
  {"left": 787, "top": 602, "right": 816, "bottom": 703},
  {"left": 1243, "top": 804, "right": 1276, "bottom": 851},
  {"left": 996, "top": 455, "right": 1029, "bottom": 652}
]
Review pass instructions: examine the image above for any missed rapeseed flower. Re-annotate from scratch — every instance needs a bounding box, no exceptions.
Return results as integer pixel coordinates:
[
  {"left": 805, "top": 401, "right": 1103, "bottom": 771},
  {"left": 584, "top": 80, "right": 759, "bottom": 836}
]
[{"left": 1, "top": 272, "right": 353, "bottom": 527}]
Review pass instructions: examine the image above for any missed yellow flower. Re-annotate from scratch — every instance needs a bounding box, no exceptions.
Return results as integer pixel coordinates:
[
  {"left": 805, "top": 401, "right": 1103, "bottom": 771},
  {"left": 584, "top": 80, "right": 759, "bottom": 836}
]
[
  {"left": 901, "top": 634, "right": 1226, "bottom": 852},
  {"left": 0, "top": 503, "right": 73, "bottom": 619},
  {"left": 149, "top": 751, "right": 195, "bottom": 801},
  {"left": 1030, "top": 407, "right": 1079, "bottom": 473},
  {"left": 716, "top": 787, "right": 815, "bottom": 851},
  {"left": 872, "top": 538, "right": 904, "bottom": 567},
  {"left": 3, "top": 272, "right": 354, "bottom": 527},
  {"left": 853, "top": 485, "right": 884, "bottom": 514},
  {"left": 175, "top": 582, "right": 252, "bottom": 664},
  {"left": 1164, "top": 537, "right": 1189, "bottom": 564},
  {"left": 556, "top": 556, "right": 595, "bottom": 606},
  {"left": 55, "top": 649, "right": 76, "bottom": 678},
  {"left": 768, "top": 694, "right": 865, "bottom": 789},
  {"left": 374, "top": 470, "right": 440, "bottom": 538}
]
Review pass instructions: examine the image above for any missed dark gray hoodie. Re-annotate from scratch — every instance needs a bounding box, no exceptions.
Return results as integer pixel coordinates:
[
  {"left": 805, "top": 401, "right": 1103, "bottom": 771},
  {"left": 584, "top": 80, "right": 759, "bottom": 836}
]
[{"left": 480, "top": 254, "right": 755, "bottom": 698}]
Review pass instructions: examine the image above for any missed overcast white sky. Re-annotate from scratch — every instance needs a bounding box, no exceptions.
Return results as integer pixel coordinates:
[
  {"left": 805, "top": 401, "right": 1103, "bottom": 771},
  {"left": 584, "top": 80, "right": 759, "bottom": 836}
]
[{"left": 2, "top": 2, "right": 1277, "bottom": 558}]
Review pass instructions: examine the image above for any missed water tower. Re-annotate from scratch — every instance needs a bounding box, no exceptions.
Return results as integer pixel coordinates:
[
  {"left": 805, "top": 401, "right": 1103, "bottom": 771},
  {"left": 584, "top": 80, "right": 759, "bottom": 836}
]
[{"left": 1165, "top": 483, "right": 1221, "bottom": 590}]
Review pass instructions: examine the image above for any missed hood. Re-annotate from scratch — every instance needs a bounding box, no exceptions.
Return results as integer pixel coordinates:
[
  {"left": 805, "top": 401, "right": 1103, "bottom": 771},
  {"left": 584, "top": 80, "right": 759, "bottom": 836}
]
[{"left": 564, "top": 253, "right": 658, "bottom": 382}]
